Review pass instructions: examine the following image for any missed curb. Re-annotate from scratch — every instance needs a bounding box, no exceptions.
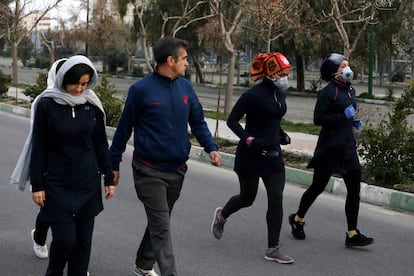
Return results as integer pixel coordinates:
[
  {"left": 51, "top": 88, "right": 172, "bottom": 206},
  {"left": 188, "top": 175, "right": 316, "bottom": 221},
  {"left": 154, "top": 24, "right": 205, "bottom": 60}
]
[
  {"left": 187, "top": 145, "right": 414, "bottom": 214},
  {"left": 2, "top": 102, "right": 413, "bottom": 214}
]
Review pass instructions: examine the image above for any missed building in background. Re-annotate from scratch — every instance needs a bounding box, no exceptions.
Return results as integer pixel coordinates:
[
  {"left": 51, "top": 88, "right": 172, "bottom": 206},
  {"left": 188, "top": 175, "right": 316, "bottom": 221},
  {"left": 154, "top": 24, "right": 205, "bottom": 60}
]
[{"left": 22, "top": 12, "right": 52, "bottom": 53}]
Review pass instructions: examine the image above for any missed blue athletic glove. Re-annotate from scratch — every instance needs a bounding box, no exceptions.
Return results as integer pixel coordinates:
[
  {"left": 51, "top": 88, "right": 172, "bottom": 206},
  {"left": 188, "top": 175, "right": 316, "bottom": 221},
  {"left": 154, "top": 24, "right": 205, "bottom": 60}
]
[
  {"left": 344, "top": 105, "right": 356, "bottom": 119},
  {"left": 353, "top": 119, "right": 363, "bottom": 130}
]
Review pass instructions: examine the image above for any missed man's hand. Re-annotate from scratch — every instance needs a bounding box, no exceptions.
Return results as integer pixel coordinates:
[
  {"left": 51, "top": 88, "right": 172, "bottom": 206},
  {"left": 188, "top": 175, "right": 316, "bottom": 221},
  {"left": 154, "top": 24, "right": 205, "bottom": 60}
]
[
  {"left": 113, "top": 171, "right": 120, "bottom": 186},
  {"left": 32, "top": 191, "right": 46, "bottom": 207},
  {"left": 210, "top": 151, "right": 222, "bottom": 167},
  {"left": 105, "top": 185, "right": 115, "bottom": 200}
]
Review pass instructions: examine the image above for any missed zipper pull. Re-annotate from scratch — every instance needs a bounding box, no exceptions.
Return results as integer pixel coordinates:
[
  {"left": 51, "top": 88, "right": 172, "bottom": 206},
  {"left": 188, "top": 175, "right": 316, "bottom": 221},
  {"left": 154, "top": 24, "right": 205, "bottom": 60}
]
[{"left": 71, "top": 107, "right": 75, "bottom": 118}]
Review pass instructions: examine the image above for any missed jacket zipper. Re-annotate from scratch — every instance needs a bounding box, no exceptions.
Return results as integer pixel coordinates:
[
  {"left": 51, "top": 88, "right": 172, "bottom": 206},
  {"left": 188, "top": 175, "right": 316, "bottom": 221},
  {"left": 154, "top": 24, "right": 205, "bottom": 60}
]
[{"left": 71, "top": 107, "right": 75, "bottom": 118}]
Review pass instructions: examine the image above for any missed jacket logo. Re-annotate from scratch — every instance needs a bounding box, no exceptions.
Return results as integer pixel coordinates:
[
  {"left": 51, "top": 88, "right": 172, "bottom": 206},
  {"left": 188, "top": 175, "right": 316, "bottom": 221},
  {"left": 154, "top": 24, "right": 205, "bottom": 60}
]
[
  {"left": 149, "top": 101, "right": 162, "bottom": 105},
  {"left": 183, "top": 95, "right": 188, "bottom": 105}
]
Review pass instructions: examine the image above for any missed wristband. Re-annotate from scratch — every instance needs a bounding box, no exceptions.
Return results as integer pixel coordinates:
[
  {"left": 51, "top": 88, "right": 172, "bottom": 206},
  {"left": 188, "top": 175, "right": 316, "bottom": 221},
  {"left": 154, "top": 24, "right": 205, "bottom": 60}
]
[{"left": 246, "top": 136, "right": 255, "bottom": 147}]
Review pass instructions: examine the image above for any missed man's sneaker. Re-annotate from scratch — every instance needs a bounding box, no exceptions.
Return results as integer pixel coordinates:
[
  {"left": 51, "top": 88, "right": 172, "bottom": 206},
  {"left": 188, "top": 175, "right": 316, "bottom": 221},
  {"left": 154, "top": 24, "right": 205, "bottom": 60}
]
[
  {"left": 288, "top": 214, "right": 306, "bottom": 240},
  {"left": 133, "top": 266, "right": 159, "bottom": 276},
  {"left": 211, "top": 207, "right": 226, "bottom": 239},
  {"left": 345, "top": 230, "right": 374, "bottom": 247},
  {"left": 264, "top": 246, "right": 294, "bottom": 264},
  {"left": 30, "top": 229, "right": 48, "bottom": 259}
]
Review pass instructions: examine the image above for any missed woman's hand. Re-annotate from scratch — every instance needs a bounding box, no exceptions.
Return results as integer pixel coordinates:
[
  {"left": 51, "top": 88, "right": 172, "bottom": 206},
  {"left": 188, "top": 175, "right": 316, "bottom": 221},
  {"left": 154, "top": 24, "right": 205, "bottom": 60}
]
[{"left": 32, "top": 191, "right": 46, "bottom": 207}]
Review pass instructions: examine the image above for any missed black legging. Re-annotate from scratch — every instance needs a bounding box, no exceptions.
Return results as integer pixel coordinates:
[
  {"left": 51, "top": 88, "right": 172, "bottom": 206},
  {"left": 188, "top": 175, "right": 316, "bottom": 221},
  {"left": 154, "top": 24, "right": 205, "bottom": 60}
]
[
  {"left": 296, "top": 169, "right": 361, "bottom": 230},
  {"left": 34, "top": 213, "right": 49, "bottom": 246},
  {"left": 46, "top": 216, "right": 95, "bottom": 276},
  {"left": 221, "top": 170, "right": 285, "bottom": 248}
]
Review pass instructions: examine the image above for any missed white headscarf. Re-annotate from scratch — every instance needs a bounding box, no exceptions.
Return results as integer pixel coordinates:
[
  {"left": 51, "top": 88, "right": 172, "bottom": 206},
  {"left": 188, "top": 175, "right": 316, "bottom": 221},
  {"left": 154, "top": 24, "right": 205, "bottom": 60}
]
[
  {"left": 10, "top": 55, "right": 105, "bottom": 191},
  {"left": 47, "top": 58, "right": 68, "bottom": 89}
]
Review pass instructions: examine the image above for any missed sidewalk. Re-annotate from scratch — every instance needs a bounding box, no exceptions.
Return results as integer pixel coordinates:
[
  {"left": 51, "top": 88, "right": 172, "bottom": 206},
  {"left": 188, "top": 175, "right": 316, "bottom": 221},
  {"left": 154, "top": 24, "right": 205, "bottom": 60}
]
[
  {"left": 1, "top": 93, "right": 413, "bottom": 214},
  {"left": 192, "top": 119, "right": 414, "bottom": 214}
]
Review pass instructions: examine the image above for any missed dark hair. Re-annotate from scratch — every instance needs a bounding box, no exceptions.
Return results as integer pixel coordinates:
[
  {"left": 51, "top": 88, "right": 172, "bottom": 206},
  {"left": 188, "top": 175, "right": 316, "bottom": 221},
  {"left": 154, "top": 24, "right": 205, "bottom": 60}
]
[
  {"left": 62, "top": 63, "right": 94, "bottom": 86},
  {"left": 55, "top": 59, "right": 66, "bottom": 74},
  {"left": 153, "top": 37, "right": 188, "bottom": 64}
]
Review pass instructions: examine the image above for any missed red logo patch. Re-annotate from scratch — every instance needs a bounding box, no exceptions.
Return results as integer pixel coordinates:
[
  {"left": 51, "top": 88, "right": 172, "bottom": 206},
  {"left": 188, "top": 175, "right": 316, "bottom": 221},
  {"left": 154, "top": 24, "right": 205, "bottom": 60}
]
[{"left": 183, "top": 95, "right": 188, "bottom": 105}]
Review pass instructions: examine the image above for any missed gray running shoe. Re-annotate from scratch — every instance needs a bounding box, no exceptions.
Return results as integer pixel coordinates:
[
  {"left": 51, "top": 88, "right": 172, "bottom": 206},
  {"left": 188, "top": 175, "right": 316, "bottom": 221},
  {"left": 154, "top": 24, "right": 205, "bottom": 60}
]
[
  {"left": 211, "top": 207, "right": 226, "bottom": 239},
  {"left": 264, "top": 246, "right": 294, "bottom": 264}
]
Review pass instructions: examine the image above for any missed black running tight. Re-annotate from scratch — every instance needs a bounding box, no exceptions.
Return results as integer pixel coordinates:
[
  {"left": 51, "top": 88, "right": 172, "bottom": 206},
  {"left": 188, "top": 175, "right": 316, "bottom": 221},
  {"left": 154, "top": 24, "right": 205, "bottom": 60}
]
[
  {"left": 221, "top": 171, "right": 286, "bottom": 248},
  {"left": 296, "top": 169, "right": 361, "bottom": 230}
]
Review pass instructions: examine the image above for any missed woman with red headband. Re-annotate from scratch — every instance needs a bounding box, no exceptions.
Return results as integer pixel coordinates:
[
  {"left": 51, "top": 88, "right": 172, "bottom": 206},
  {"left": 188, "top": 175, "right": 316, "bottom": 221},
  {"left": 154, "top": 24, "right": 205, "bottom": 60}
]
[{"left": 211, "top": 52, "right": 294, "bottom": 264}]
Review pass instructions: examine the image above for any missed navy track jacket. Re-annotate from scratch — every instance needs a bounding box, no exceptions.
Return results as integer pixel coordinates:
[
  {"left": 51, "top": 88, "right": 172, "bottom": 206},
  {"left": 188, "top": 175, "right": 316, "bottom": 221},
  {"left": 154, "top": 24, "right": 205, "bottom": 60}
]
[{"left": 110, "top": 71, "right": 218, "bottom": 171}]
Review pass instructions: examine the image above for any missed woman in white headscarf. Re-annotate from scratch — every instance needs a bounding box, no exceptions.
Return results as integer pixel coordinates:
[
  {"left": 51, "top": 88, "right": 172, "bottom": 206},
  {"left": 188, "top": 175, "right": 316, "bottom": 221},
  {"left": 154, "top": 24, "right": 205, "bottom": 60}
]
[
  {"left": 29, "top": 58, "right": 67, "bottom": 260},
  {"left": 29, "top": 55, "right": 115, "bottom": 276}
]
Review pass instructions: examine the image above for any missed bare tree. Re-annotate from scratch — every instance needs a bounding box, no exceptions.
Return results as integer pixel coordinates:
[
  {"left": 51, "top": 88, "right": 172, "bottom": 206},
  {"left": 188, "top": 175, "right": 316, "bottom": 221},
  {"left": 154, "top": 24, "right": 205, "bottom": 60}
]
[
  {"left": 208, "top": 0, "right": 247, "bottom": 118},
  {"left": 320, "top": 0, "right": 393, "bottom": 58},
  {"left": 1, "top": 0, "right": 63, "bottom": 86},
  {"left": 39, "top": 31, "right": 57, "bottom": 64},
  {"left": 131, "top": 0, "right": 213, "bottom": 73},
  {"left": 132, "top": 0, "right": 154, "bottom": 72},
  {"left": 88, "top": 0, "right": 123, "bottom": 72},
  {"left": 243, "top": 0, "right": 298, "bottom": 52}
]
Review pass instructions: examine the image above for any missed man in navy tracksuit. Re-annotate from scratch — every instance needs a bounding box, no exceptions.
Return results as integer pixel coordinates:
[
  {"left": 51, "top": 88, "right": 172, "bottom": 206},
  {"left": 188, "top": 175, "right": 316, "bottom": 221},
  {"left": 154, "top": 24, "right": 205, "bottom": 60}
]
[{"left": 109, "top": 37, "right": 222, "bottom": 276}]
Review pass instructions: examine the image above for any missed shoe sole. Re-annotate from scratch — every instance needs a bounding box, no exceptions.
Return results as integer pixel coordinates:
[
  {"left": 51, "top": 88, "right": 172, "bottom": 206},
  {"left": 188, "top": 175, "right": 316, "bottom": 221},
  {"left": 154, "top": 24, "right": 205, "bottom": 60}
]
[
  {"left": 264, "top": 255, "right": 295, "bottom": 264},
  {"left": 133, "top": 267, "right": 158, "bottom": 276},
  {"left": 345, "top": 240, "right": 374, "bottom": 247},
  {"left": 211, "top": 207, "right": 223, "bottom": 240},
  {"left": 30, "top": 229, "right": 48, "bottom": 259},
  {"left": 288, "top": 214, "right": 306, "bottom": 240}
]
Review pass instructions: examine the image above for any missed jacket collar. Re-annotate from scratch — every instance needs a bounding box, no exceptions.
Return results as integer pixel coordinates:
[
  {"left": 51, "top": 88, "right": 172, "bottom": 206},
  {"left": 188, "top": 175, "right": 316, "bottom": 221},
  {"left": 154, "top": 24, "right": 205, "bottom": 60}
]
[{"left": 331, "top": 79, "right": 351, "bottom": 89}]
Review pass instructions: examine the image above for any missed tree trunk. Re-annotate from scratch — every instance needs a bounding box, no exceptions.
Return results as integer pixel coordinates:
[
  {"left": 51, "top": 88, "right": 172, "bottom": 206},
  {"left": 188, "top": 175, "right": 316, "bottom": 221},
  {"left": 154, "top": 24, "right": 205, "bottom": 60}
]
[
  {"left": 224, "top": 52, "right": 236, "bottom": 118},
  {"left": 295, "top": 54, "right": 305, "bottom": 93},
  {"left": 191, "top": 54, "right": 205, "bottom": 83},
  {"left": 12, "top": 43, "right": 18, "bottom": 87}
]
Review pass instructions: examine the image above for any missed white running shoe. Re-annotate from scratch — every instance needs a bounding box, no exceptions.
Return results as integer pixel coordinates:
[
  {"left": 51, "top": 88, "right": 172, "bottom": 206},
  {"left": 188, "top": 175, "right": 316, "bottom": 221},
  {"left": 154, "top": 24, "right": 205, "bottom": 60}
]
[
  {"left": 133, "top": 266, "right": 159, "bottom": 276},
  {"left": 30, "top": 229, "right": 48, "bottom": 259}
]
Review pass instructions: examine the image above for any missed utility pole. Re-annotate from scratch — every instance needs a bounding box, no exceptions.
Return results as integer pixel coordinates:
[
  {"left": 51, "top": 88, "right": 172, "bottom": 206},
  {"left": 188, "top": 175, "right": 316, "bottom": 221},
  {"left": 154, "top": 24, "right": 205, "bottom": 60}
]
[
  {"left": 368, "top": 19, "right": 374, "bottom": 98},
  {"left": 86, "top": 0, "right": 90, "bottom": 57}
]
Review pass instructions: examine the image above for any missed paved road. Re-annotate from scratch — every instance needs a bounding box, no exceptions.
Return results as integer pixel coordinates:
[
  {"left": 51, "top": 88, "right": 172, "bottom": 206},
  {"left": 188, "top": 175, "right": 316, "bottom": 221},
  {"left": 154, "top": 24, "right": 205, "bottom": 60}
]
[{"left": 2, "top": 111, "right": 414, "bottom": 276}]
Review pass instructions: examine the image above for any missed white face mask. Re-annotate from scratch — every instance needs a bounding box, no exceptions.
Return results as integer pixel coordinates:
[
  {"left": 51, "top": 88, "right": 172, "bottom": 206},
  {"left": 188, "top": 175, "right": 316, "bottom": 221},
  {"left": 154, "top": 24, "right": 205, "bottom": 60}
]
[
  {"left": 272, "top": 76, "right": 289, "bottom": 90},
  {"left": 338, "top": 66, "right": 354, "bottom": 82}
]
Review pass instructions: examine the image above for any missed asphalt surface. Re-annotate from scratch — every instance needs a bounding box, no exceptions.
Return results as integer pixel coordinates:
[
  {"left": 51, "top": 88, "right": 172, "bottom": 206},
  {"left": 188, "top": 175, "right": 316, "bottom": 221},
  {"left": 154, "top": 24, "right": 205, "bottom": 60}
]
[{"left": 2, "top": 110, "right": 414, "bottom": 276}]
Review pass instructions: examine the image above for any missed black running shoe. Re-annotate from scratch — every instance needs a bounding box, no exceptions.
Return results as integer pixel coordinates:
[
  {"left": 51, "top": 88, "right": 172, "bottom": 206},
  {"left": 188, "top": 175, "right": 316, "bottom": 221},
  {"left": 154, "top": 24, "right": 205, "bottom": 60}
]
[
  {"left": 288, "top": 213, "right": 306, "bottom": 240},
  {"left": 345, "top": 230, "right": 374, "bottom": 247}
]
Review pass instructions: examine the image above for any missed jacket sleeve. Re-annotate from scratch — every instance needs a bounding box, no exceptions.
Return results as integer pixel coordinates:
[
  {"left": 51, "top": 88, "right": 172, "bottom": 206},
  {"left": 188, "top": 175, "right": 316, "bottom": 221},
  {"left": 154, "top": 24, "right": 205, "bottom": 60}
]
[
  {"left": 92, "top": 107, "right": 114, "bottom": 186},
  {"left": 109, "top": 85, "right": 137, "bottom": 170},
  {"left": 227, "top": 92, "right": 251, "bottom": 142},
  {"left": 188, "top": 89, "right": 218, "bottom": 153},
  {"left": 30, "top": 99, "right": 49, "bottom": 192}
]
